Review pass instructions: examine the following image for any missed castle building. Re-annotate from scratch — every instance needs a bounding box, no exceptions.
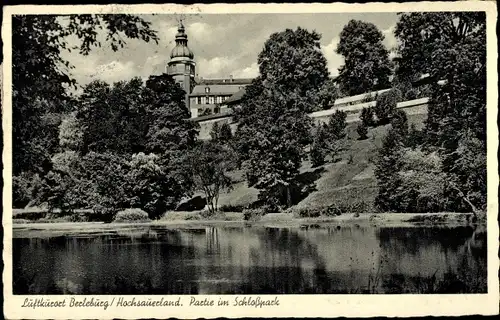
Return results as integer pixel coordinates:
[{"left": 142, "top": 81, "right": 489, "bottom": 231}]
[
  {"left": 164, "top": 22, "right": 429, "bottom": 140},
  {"left": 166, "top": 21, "right": 252, "bottom": 119}
]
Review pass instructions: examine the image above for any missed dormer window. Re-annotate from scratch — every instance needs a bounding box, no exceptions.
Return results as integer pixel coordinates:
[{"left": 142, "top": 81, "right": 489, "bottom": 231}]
[{"left": 205, "top": 87, "right": 210, "bottom": 93}]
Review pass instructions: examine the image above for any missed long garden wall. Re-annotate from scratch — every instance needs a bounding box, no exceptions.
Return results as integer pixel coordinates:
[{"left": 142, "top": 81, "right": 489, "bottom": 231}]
[{"left": 196, "top": 97, "right": 430, "bottom": 140}]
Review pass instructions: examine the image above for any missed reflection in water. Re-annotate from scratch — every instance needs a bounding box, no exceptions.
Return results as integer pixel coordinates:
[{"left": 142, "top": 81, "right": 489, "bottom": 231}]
[{"left": 13, "top": 225, "right": 487, "bottom": 294}]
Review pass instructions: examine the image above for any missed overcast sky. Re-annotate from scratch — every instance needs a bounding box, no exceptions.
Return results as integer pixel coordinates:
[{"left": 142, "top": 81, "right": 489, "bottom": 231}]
[{"left": 61, "top": 13, "right": 399, "bottom": 89}]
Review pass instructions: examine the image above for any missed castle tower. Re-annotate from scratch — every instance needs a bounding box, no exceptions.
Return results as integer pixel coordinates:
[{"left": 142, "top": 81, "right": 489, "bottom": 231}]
[{"left": 167, "top": 21, "right": 196, "bottom": 111}]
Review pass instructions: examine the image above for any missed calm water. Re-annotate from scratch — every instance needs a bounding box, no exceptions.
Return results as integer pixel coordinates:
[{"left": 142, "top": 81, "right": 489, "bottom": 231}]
[{"left": 13, "top": 224, "right": 487, "bottom": 294}]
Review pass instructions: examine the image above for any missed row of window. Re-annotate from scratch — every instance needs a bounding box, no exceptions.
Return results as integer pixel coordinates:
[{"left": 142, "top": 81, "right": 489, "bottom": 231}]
[
  {"left": 194, "top": 95, "right": 230, "bottom": 105},
  {"left": 204, "top": 86, "right": 244, "bottom": 93},
  {"left": 197, "top": 107, "right": 221, "bottom": 116},
  {"left": 167, "top": 64, "right": 194, "bottom": 74}
]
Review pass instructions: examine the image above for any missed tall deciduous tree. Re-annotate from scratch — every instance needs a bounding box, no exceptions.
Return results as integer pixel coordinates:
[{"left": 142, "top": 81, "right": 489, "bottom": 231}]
[
  {"left": 77, "top": 80, "right": 116, "bottom": 153},
  {"left": 143, "top": 74, "right": 198, "bottom": 154},
  {"left": 258, "top": 27, "right": 330, "bottom": 113},
  {"left": 336, "top": 20, "right": 393, "bottom": 96},
  {"left": 235, "top": 27, "right": 329, "bottom": 209},
  {"left": 395, "top": 12, "right": 486, "bottom": 211},
  {"left": 107, "top": 77, "right": 149, "bottom": 154}
]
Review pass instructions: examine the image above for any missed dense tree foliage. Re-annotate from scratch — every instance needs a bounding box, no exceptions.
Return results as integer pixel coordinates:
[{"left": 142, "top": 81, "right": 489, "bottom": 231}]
[
  {"left": 391, "top": 12, "right": 487, "bottom": 212},
  {"left": 14, "top": 74, "right": 198, "bottom": 219},
  {"left": 12, "top": 14, "right": 160, "bottom": 212},
  {"left": 234, "top": 27, "right": 330, "bottom": 209},
  {"left": 235, "top": 89, "right": 313, "bottom": 209},
  {"left": 219, "top": 123, "right": 233, "bottom": 143},
  {"left": 143, "top": 74, "right": 198, "bottom": 154},
  {"left": 336, "top": 20, "right": 393, "bottom": 96},
  {"left": 39, "top": 151, "right": 130, "bottom": 219},
  {"left": 257, "top": 27, "right": 330, "bottom": 112},
  {"left": 210, "top": 121, "right": 233, "bottom": 143},
  {"left": 58, "top": 112, "right": 84, "bottom": 151},
  {"left": 390, "top": 109, "right": 409, "bottom": 137},
  {"left": 13, "top": 14, "right": 158, "bottom": 176},
  {"left": 126, "top": 152, "right": 188, "bottom": 219}
]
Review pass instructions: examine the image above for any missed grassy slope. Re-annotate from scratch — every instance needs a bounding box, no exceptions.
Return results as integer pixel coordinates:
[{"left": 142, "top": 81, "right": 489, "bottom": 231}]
[{"left": 217, "top": 113, "right": 428, "bottom": 211}]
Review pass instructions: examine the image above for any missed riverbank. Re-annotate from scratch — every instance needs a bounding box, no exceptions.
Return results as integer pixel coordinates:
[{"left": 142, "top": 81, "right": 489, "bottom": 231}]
[{"left": 11, "top": 211, "right": 486, "bottom": 234}]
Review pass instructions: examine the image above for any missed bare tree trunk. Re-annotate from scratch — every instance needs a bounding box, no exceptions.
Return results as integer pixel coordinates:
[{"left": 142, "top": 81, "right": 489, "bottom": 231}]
[
  {"left": 286, "top": 185, "right": 292, "bottom": 208},
  {"left": 210, "top": 197, "right": 216, "bottom": 214},
  {"left": 449, "top": 181, "right": 479, "bottom": 220}
]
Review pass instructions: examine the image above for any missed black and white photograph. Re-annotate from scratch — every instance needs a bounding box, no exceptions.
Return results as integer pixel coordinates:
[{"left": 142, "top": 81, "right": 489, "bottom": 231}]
[{"left": 2, "top": 2, "right": 498, "bottom": 318}]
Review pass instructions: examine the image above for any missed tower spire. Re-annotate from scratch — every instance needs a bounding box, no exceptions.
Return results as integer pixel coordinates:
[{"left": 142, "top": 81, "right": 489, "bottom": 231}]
[
  {"left": 170, "top": 17, "right": 193, "bottom": 59},
  {"left": 167, "top": 15, "right": 196, "bottom": 114}
]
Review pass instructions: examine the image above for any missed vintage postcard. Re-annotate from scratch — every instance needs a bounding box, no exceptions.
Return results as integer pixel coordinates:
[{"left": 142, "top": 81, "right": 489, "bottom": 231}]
[{"left": 2, "top": 2, "right": 499, "bottom": 319}]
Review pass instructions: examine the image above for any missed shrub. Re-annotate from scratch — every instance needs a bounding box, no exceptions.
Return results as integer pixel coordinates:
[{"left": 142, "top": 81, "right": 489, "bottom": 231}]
[
  {"left": 197, "top": 210, "right": 227, "bottom": 220},
  {"left": 12, "top": 218, "right": 33, "bottom": 224},
  {"left": 185, "top": 213, "right": 201, "bottom": 220},
  {"left": 347, "top": 153, "right": 355, "bottom": 164},
  {"left": 219, "top": 204, "right": 245, "bottom": 212},
  {"left": 294, "top": 207, "right": 321, "bottom": 218},
  {"left": 199, "top": 210, "right": 214, "bottom": 219},
  {"left": 39, "top": 170, "right": 79, "bottom": 216},
  {"left": 91, "top": 204, "right": 118, "bottom": 222},
  {"left": 127, "top": 152, "right": 186, "bottom": 219},
  {"left": 13, "top": 173, "right": 43, "bottom": 208},
  {"left": 243, "top": 208, "right": 266, "bottom": 221},
  {"left": 375, "top": 88, "right": 402, "bottom": 125},
  {"left": 211, "top": 122, "right": 233, "bottom": 143},
  {"left": 310, "top": 126, "right": 329, "bottom": 168},
  {"left": 390, "top": 109, "right": 409, "bottom": 136},
  {"left": 360, "top": 107, "right": 375, "bottom": 127},
  {"left": 318, "top": 202, "right": 371, "bottom": 216},
  {"left": 357, "top": 122, "right": 368, "bottom": 140},
  {"left": 161, "top": 211, "right": 201, "bottom": 221},
  {"left": 327, "top": 110, "right": 347, "bottom": 140},
  {"left": 175, "top": 196, "right": 206, "bottom": 211},
  {"left": 114, "top": 208, "right": 150, "bottom": 222},
  {"left": 68, "top": 212, "right": 90, "bottom": 222},
  {"left": 319, "top": 205, "right": 342, "bottom": 217}
]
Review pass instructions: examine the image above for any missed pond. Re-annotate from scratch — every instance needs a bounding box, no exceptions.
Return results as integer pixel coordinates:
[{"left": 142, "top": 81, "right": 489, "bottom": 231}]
[{"left": 12, "top": 224, "right": 487, "bottom": 294}]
